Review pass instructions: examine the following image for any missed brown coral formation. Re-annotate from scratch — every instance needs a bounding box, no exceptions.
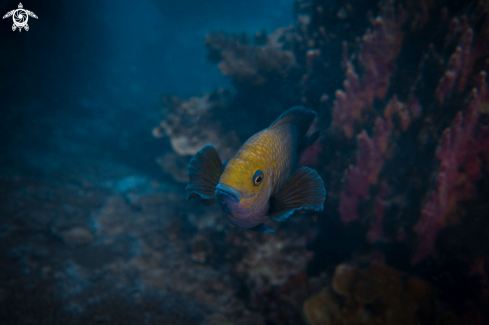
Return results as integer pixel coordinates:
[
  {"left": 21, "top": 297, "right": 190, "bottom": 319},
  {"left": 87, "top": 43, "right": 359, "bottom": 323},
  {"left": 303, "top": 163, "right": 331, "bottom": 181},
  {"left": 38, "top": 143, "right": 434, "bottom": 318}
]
[
  {"left": 303, "top": 262, "right": 435, "bottom": 325},
  {"left": 153, "top": 89, "right": 238, "bottom": 158},
  {"left": 206, "top": 30, "right": 297, "bottom": 86}
]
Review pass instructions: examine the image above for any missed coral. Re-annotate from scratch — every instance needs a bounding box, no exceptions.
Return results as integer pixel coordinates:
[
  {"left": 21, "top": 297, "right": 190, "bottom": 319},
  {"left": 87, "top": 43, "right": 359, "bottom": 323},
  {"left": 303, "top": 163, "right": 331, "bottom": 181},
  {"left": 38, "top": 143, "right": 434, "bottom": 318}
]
[
  {"left": 299, "top": 121, "right": 323, "bottom": 167},
  {"left": 436, "top": 3, "right": 489, "bottom": 106},
  {"left": 366, "top": 182, "right": 388, "bottom": 244},
  {"left": 359, "top": 6, "right": 406, "bottom": 102},
  {"left": 302, "top": 1, "right": 488, "bottom": 318},
  {"left": 339, "top": 129, "right": 382, "bottom": 222},
  {"left": 404, "top": 0, "right": 434, "bottom": 30},
  {"left": 325, "top": 0, "right": 489, "bottom": 270},
  {"left": 303, "top": 289, "right": 339, "bottom": 325},
  {"left": 332, "top": 3, "right": 406, "bottom": 138},
  {"left": 299, "top": 140, "right": 322, "bottom": 167},
  {"left": 303, "top": 262, "right": 435, "bottom": 325},
  {"left": 413, "top": 89, "right": 482, "bottom": 264},
  {"left": 477, "top": 124, "right": 489, "bottom": 169},
  {"left": 233, "top": 231, "right": 310, "bottom": 291},
  {"left": 205, "top": 30, "right": 297, "bottom": 86},
  {"left": 332, "top": 64, "right": 364, "bottom": 138},
  {"left": 435, "top": 28, "right": 474, "bottom": 105},
  {"left": 153, "top": 89, "right": 238, "bottom": 158},
  {"left": 339, "top": 96, "right": 407, "bottom": 223}
]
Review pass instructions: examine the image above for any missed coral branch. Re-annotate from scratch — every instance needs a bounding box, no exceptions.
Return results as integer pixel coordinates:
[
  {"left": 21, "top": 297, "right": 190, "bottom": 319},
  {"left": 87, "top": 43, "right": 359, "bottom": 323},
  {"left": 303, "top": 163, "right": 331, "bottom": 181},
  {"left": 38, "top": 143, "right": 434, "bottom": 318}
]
[
  {"left": 339, "top": 96, "right": 407, "bottom": 223},
  {"left": 332, "top": 64, "right": 364, "bottom": 137},
  {"left": 205, "top": 31, "right": 296, "bottom": 86},
  {"left": 435, "top": 28, "right": 474, "bottom": 105},
  {"left": 367, "top": 182, "right": 389, "bottom": 244},
  {"left": 413, "top": 89, "right": 482, "bottom": 264},
  {"left": 332, "top": 4, "right": 406, "bottom": 137},
  {"left": 153, "top": 90, "right": 238, "bottom": 157},
  {"left": 360, "top": 13, "right": 405, "bottom": 102},
  {"left": 339, "top": 119, "right": 392, "bottom": 222},
  {"left": 299, "top": 141, "right": 322, "bottom": 167}
]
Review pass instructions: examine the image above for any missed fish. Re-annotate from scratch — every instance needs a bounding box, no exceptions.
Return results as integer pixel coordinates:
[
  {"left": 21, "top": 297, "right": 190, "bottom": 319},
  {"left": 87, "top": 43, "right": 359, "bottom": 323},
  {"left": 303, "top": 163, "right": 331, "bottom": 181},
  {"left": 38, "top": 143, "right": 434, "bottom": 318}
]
[{"left": 185, "top": 106, "right": 326, "bottom": 233}]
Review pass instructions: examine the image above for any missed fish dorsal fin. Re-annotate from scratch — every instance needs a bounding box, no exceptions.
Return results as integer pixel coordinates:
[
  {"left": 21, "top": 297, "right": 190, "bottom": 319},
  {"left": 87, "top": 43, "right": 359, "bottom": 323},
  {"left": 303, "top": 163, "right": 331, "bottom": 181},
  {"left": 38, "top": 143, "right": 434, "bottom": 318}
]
[
  {"left": 269, "top": 106, "right": 317, "bottom": 140},
  {"left": 185, "top": 145, "right": 223, "bottom": 205},
  {"left": 268, "top": 167, "right": 326, "bottom": 222}
]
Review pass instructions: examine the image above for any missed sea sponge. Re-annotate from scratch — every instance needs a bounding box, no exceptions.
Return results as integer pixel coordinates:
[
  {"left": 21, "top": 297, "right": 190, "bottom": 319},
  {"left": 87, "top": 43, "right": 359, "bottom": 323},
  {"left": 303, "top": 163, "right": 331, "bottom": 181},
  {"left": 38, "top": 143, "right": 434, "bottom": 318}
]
[
  {"left": 303, "top": 289, "right": 340, "bottom": 325},
  {"left": 303, "top": 262, "right": 436, "bottom": 325},
  {"left": 331, "top": 263, "right": 357, "bottom": 297}
]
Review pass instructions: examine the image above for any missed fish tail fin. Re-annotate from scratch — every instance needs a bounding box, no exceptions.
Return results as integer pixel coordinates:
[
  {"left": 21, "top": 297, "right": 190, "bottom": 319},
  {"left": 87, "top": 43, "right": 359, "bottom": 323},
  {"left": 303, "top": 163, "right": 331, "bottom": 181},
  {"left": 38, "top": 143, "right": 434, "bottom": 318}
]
[
  {"left": 269, "top": 106, "right": 317, "bottom": 140},
  {"left": 268, "top": 167, "right": 326, "bottom": 222},
  {"left": 185, "top": 145, "right": 223, "bottom": 205}
]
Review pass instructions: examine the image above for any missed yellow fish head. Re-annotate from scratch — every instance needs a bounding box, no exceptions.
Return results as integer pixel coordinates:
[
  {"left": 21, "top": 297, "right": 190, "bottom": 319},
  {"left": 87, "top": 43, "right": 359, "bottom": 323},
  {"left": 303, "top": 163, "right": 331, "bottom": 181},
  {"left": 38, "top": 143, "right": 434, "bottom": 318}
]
[{"left": 215, "top": 158, "right": 270, "bottom": 228}]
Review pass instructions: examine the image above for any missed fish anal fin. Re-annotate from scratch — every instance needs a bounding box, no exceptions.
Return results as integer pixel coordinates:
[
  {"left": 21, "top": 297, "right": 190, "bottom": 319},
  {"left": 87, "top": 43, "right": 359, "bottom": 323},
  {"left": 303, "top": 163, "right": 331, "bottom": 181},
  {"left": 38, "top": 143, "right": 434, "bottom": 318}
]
[
  {"left": 187, "top": 193, "right": 216, "bottom": 206},
  {"left": 199, "top": 198, "right": 216, "bottom": 206},
  {"left": 267, "top": 203, "right": 295, "bottom": 222},
  {"left": 185, "top": 145, "right": 222, "bottom": 205},
  {"left": 268, "top": 167, "right": 326, "bottom": 222},
  {"left": 249, "top": 223, "right": 275, "bottom": 233}
]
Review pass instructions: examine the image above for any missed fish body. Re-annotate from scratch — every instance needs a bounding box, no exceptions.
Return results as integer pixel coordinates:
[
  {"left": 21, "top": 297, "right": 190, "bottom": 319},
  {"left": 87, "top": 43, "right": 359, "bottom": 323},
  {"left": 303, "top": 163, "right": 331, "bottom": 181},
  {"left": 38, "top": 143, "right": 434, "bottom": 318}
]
[
  {"left": 217, "top": 121, "right": 298, "bottom": 228},
  {"left": 186, "top": 106, "right": 326, "bottom": 232}
]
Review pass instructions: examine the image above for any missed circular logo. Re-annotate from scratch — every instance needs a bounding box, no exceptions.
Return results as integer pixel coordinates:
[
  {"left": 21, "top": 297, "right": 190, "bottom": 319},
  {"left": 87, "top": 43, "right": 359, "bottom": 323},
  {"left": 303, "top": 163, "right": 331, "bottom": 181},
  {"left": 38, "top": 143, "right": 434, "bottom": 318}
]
[{"left": 13, "top": 9, "right": 28, "bottom": 27}]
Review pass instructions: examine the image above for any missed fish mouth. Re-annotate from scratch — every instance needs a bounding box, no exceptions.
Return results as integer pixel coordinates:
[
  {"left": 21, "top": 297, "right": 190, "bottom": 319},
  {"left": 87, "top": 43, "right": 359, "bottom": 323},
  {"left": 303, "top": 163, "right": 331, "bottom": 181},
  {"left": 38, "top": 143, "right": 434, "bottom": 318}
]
[{"left": 215, "top": 183, "right": 242, "bottom": 202}]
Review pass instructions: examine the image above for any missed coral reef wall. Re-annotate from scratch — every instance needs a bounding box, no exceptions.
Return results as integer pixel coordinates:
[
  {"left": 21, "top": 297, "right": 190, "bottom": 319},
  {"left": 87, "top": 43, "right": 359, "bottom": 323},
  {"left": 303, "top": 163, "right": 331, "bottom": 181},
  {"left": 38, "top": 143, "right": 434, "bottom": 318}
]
[{"left": 154, "top": 0, "right": 489, "bottom": 323}]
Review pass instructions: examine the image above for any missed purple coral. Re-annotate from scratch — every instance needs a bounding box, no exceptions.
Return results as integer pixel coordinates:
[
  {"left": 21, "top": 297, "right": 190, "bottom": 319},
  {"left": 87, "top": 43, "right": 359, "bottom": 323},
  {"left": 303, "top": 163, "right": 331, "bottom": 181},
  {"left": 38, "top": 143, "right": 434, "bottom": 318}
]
[
  {"left": 413, "top": 89, "right": 482, "bottom": 264},
  {"left": 332, "top": 4, "right": 405, "bottom": 138},
  {"left": 339, "top": 96, "right": 405, "bottom": 223},
  {"left": 332, "top": 63, "right": 364, "bottom": 138},
  {"left": 435, "top": 28, "right": 474, "bottom": 105},
  {"left": 339, "top": 125, "right": 387, "bottom": 223},
  {"left": 367, "top": 182, "right": 389, "bottom": 244}
]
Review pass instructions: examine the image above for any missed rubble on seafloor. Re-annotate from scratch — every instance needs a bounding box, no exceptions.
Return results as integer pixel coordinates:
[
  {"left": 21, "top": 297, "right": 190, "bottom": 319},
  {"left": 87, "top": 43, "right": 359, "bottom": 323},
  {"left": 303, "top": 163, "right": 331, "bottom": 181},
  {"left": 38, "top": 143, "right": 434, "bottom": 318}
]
[
  {"left": 150, "top": 0, "right": 489, "bottom": 323},
  {"left": 0, "top": 154, "right": 321, "bottom": 324}
]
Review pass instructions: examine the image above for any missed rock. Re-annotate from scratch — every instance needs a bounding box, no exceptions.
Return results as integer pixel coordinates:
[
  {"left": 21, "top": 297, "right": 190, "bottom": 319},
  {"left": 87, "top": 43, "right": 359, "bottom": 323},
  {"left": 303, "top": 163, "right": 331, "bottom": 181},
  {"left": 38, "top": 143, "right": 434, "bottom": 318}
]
[{"left": 63, "top": 227, "right": 94, "bottom": 246}]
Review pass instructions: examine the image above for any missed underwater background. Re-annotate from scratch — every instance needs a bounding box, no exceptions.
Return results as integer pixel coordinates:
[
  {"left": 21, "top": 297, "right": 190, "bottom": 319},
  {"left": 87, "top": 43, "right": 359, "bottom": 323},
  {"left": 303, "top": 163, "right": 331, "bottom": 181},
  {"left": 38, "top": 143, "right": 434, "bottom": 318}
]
[{"left": 1, "top": 0, "right": 489, "bottom": 324}]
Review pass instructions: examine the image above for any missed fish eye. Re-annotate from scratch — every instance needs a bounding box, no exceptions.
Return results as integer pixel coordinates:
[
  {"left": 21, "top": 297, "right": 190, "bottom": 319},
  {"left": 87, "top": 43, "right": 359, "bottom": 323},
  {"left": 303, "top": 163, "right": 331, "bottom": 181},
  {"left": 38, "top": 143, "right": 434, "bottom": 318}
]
[{"left": 253, "top": 170, "right": 264, "bottom": 186}]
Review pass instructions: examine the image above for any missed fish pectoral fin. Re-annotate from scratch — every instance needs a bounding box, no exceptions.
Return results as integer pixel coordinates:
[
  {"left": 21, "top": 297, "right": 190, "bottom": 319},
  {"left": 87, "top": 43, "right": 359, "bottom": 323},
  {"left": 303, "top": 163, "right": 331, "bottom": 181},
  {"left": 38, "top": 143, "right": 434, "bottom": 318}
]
[
  {"left": 249, "top": 223, "right": 275, "bottom": 233},
  {"left": 185, "top": 145, "right": 223, "bottom": 205},
  {"left": 268, "top": 167, "right": 326, "bottom": 222},
  {"left": 222, "top": 158, "right": 230, "bottom": 171}
]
